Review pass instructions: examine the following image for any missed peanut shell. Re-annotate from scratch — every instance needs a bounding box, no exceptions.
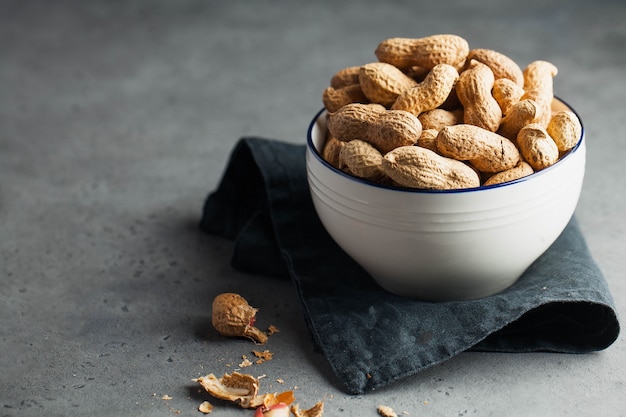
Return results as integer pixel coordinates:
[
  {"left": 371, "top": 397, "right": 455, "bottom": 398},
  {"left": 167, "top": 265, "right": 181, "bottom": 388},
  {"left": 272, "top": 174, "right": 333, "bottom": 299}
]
[
  {"left": 322, "top": 84, "right": 368, "bottom": 112},
  {"left": 516, "top": 123, "right": 559, "bottom": 170},
  {"left": 492, "top": 78, "right": 525, "bottom": 116},
  {"left": 375, "top": 34, "right": 469, "bottom": 70},
  {"left": 483, "top": 161, "right": 534, "bottom": 186},
  {"left": 466, "top": 48, "right": 524, "bottom": 86},
  {"left": 382, "top": 145, "right": 480, "bottom": 190},
  {"left": 328, "top": 103, "right": 421, "bottom": 154},
  {"left": 437, "top": 124, "right": 520, "bottom": 173},
  {"left": 359, "top": 62, "right": 418, "bottom": 107},
  {"left": 391, "top": 63, "right": 459, "bottom": 116},
  {"left": 546, "top": 110, "right": 582, "bottom": 152},
  {"left": 455, "top": 60, "right": 502, "bottom": 132},
  {"left": 338, "top": 139, "right": 385, "bottom": 181},
  {"left": 418, "top": 108, "right": 463, "bottom": 131},
  {"left": 330, "top": 65, "right": 361, "bottom": 89}
]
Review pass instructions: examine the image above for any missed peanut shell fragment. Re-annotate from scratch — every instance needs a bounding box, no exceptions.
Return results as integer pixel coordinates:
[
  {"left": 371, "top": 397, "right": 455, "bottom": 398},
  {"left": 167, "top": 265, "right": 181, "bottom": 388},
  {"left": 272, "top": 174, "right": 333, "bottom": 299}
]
[
  {"left": 194, "top": 372, "right": 263, "bottom": 408},
  {"left": 211, "top": 293, "right": 268, "bottom": 344},
  {"left": 377, "top": 405, "right": 399, "bottom": 417},
  {"left": 291, "top": 401, "right": 325, "bottom": 417}
]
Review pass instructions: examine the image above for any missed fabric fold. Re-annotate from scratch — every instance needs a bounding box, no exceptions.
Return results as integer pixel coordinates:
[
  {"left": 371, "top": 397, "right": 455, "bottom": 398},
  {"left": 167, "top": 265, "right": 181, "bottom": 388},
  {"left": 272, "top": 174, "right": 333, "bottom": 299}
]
[{"left": 200, "top": 137, "right": 620, "bottom": 395}]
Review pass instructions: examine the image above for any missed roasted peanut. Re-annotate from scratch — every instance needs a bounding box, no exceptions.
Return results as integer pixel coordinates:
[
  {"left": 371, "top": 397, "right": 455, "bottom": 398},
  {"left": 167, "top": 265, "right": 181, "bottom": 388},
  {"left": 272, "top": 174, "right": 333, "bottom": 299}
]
[
  {"left": 327, "top": 103, "right": 386, "bottom": 139},
  {"left": 403, "top": 65, "right": 430, "bottom": 82},
  {"left": 391, "top": 64, "right": 459, "bottom": 116},
  {"left": 416, "top": 128, "right": 440, "bottom": 153},
  {"left": 516, "top": 123, "right": 559, "bottom": 170},
  {"left": 359, "top": 62, "right": 418, "bottom": 107},
  {"left": 497, "top": 99, "right": 541, "bottom": 140},
  {"left": 483, "top": 161, "right": 534, "bottom": 186},
  {"left": 455, "top": 60, "right": 502, "bottom": 132},
  {"left": 327, "top": 103, "right": 422, "bottom": 154},
  {"left": 492, "top": 78, "right": 525, "bottom": 116},
  {"left": 330, "top": 65, "right": 361, "bottom": 89},
  {"left": 375, "top": 34, "right": 469, "bottom": 70},
  {"left": 546, "top": 110, "right": 582, "bottom": 152},
  {"left": 466, "top": 48, "right": 524, "bottom": 86},
  {"left": 321, "top": 135, "right": 346, "bottom": 169},
  {"left": 321, "top": 34, "right": 574, "bottom": 190},
  {"left": 437, "top": 124, "right": 520, "bottom": 173},
  {"left": 417, "top": 108, "right": 463, "bottom": 131},
  {"left": 322, "top": 84, "right": 368, "bottom": 113},
  {"left": 382, "top": 145, "right": 480, "bottom": 190},
  {"left": 338, "top": 139, "right": 386, "bottom": 181},
  {"left": 520, "top": 60, "right": 558, "bottom": 127}
]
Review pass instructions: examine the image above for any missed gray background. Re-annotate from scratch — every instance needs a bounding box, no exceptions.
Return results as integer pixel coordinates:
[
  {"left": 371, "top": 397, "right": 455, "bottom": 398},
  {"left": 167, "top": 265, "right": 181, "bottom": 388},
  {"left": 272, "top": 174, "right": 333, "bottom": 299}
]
[{"left": 1, "top": 1, "right": 624, "bottom": 416}]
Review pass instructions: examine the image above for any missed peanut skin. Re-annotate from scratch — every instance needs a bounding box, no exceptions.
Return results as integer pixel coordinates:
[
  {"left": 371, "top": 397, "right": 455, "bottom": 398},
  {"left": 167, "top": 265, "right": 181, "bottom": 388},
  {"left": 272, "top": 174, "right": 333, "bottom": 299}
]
[
  {"left": 437, "top": 124, "right": 520, "bottom": 173},
  {"left": 212, "top": 293, "right": 268, "bottom": 344},
  {"left": 382, "top": 146, "right": 480, "bottom": 190}
]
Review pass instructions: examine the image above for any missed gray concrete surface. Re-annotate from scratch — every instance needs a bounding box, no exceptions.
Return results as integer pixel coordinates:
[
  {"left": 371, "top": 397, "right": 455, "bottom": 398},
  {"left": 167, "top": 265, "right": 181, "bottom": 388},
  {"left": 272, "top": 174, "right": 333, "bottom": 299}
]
[{"left": 1, "top": 1, "right": 624, "bottom": 416}]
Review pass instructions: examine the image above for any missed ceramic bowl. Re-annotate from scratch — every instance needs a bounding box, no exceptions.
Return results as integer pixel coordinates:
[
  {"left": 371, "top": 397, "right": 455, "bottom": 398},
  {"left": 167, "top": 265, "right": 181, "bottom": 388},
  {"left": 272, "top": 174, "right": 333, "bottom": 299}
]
[{"left": 305, "top": 99, "right": 585, "bottom": 301}]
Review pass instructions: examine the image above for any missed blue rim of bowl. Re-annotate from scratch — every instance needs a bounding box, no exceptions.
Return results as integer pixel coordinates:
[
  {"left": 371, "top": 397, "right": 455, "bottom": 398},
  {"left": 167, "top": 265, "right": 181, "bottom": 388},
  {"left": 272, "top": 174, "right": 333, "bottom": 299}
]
[{"left": 306, "top": 97, "right": 585, "bottom": 194}]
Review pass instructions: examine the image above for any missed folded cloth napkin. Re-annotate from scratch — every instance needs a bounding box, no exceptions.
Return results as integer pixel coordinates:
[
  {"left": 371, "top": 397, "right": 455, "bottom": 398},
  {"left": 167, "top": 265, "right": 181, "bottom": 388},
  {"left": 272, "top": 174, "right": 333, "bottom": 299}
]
[{"left": 200, "top": 137, "right": 620, "bottom": 395}]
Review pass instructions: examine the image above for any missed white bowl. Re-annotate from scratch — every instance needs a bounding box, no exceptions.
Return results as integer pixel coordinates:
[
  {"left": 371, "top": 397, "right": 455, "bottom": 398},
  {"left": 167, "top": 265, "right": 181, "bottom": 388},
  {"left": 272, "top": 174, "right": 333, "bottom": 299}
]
[{"left": 306, "top": 99, "right": 585, "bottom": 301}]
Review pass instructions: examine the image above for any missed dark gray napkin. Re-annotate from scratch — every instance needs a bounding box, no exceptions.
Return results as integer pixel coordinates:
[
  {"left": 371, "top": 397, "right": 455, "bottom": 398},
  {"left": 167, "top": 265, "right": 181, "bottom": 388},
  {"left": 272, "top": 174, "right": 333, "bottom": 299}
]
[{"left": 199, "top": 137, "right": 620, "bottom": 395}]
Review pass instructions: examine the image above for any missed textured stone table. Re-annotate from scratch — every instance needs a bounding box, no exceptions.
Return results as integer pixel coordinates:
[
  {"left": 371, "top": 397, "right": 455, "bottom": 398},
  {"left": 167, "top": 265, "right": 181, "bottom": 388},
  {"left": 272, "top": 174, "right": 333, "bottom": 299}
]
[{"left": 1, "top": 1, "right": 624, "bottom": 416}]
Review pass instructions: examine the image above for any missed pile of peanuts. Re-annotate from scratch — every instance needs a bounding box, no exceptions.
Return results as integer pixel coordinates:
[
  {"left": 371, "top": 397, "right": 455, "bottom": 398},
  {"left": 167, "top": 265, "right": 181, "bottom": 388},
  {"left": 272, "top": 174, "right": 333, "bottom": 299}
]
[{"left": 321, "top": 34, "right": 582, "bottom": 190}]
